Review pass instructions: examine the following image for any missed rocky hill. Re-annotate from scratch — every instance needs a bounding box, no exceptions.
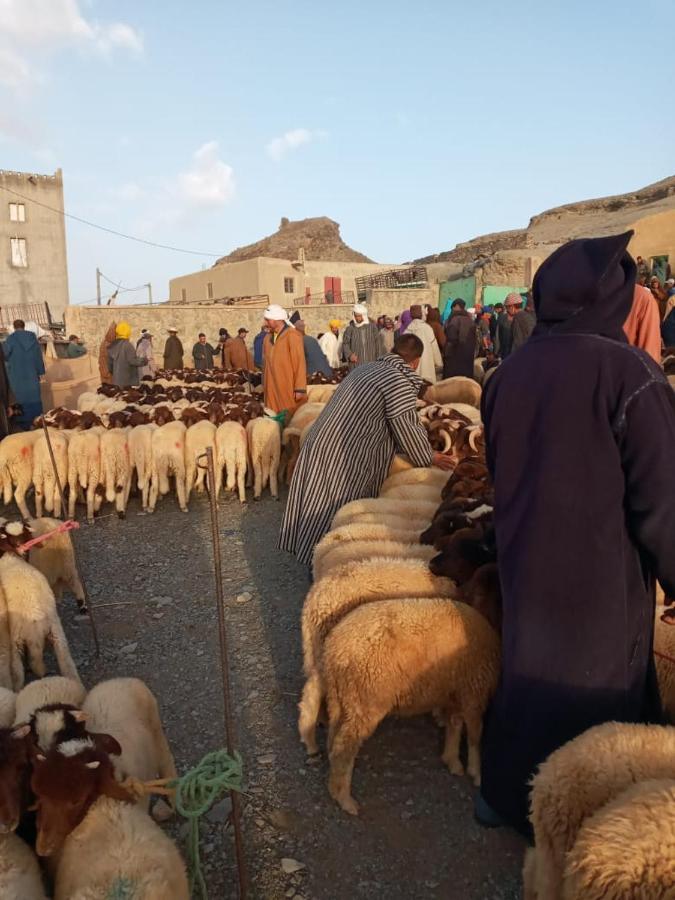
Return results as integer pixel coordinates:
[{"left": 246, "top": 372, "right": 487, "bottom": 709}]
[
  {"left": 215, "top": 216, "right": 374, "bottom": 265},
  {"left": 416, "top": 176, "right": 675, "bottom": 265}
]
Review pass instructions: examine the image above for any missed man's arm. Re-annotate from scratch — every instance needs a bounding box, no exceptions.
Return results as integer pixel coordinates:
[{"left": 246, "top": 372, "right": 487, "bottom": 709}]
[{"left": 290, "top": 332, "right": 307, "bottom": 397}]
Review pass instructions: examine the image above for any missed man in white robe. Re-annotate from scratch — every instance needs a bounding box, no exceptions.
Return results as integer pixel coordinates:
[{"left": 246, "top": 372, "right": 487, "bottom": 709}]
[{"left": 405, "top": 304, "right": 442, "bottom": 383}]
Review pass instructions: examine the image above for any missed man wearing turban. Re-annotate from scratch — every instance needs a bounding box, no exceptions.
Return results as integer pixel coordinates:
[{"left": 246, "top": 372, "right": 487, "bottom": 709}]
[
  {"left": 341, "top": 304, "right": 383, "bottom": 369},
  {"left": 318, "top": 320, "right": 343, "bottom": 369},
  {"left": 262, "top": 305, "right": 307, "bottom": 419}
]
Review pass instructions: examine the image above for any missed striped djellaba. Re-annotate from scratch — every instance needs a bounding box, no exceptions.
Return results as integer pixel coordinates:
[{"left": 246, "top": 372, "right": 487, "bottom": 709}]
[
  {"left": 278, "top": 353, "right": 433, "bottom": 565},
  {"left": 341, "top": 322, "right": 384, "bottom": 368}
]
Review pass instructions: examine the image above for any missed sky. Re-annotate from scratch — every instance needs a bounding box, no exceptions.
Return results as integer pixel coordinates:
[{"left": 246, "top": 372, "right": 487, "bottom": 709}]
[{"left": 0, "top": 0, "right": 672, "bottom": 307}]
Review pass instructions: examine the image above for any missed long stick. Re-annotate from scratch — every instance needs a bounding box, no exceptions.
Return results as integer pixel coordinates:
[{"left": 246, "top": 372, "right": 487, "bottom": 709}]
[
  {"left": 201, "top": 447, "right": 248, "bottom": 899},
  {"left": 40, "top": 421, "right": 101, "bottom": 656}
]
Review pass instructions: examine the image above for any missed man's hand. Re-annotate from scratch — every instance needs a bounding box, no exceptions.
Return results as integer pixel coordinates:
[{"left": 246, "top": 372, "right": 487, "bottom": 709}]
[
  {"left": 293, "top": 390, "right": 306, "bottom": 400},
  {"left": 432, "top": 452, "right": 454, "bottom": 471},
  {"left": 349, "top": 353, "right": 358, "bottom": 364}
]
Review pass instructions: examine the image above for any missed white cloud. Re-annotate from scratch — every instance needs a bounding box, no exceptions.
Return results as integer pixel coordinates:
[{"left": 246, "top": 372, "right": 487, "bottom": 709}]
[
  {"left": 266, "top": 128, "right": 328, "bottom": 161},
  {"left": 177, "top": 141, "right": 235, "bottom": 208},
  {"left": 0, "top": 0, "right": 142, "bottom": 89}
]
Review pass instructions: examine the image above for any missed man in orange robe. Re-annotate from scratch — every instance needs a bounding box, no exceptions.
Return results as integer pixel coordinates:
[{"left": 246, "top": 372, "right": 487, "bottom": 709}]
[{"left": 262, "top": 305, "right": 307, "bottom": 419}]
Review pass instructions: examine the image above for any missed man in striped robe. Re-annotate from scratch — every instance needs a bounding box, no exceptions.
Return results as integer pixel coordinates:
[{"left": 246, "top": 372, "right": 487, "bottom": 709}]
[
  {"left": 341, "top": 304, "right": 384, "bottom": 369},
  {"left": 278, "top": 334, "right": 454, "bottom": 566}
]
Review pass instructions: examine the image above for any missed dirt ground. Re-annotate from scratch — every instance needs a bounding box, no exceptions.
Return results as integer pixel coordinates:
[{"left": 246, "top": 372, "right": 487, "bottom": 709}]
[{"left": 52, "top": 488, "right": 525, "bottom": 899}]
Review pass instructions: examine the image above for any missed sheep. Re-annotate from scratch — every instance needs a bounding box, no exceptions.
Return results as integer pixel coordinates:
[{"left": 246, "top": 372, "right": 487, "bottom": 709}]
[
  {"left": 66, "top": 428, "right": 103, "bottom": 522},
  {"left": 330, "top": 497, "right": 439, "bottom": 531},
  {"left": 148, "top": 421, "right": 188, "bottom": 513},
  {"left": 654, "top": 605, "right": 675, "bottom": 722},
  {"left": 13, "top": 676, "right": 86, "bottom": 741},
  {"left": 75, "top": 391, "right": 98, "bottom": 412},
  {"left": 335, "top": 511, "right": 434, "bottom": 535},
  {"left": 0, "top": 432, "right": 41, "bottom": 520},
  {"left": 321, "top": 596, "right": 500, "bottom": 814},
  {"left": 285, "top": 402, "right": 326, "bottom": 434},
  {"left": 379, "top": 467, "right": 451, "bottom": 495},
  {"left": 127, "top": 423, "right": 157, "bottom": 512},
  {"left": 16, "top": 518, "right": 86, "bottom": 615},
  {"left": 246, "top": 417, "right": 281, "bottom": 500},
  {"left": 184, "top": 420, "right": 216, "bottom": 501},
  {"left": 215, "top": 421, "right": 248, "bottom": 502},
  {"left": 387, "top": 455, "right": 414, "bottom": 476},
  {"left": 314, "top": 539, "right": 436, "bottom": 582},
  {"left": 0, "top": 552, "right": 80, "bottom": 691},
  {"left": 0, "top": 687, "right": 15, "bottom": 728},
  {"left": 524, "top": 722, "right": 675, "bottom": 900},
  {"left": 99, "top": 428, "right": 132, "bottom": 519},
  {"left": 425, "top": 375, "right": 482, "bottom": 408},
  {"left": 560, "top": 779, "right": 675, "bottom": 900},
  {"left": 299, "top": 557, "right": 457, "bottom": 755},
  {"left": 312, "top": 523, "right": 423, "bottom": 576},
  {"left": 0, "top": 832, "right": 48, "bottom": 899},
  {"left": 378, "top": 482, "right": 445, "bottom": 504}
]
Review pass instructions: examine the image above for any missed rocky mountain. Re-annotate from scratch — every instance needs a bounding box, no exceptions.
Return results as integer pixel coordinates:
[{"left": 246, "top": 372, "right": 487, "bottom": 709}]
[{"left": 215, "top": 216, "right": 374, "bottom": 265}]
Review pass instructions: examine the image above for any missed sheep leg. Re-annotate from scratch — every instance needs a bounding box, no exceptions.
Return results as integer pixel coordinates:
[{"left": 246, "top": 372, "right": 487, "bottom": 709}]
[
  {"left": 175, "top": 468, "right": 188, "bottom": 513},
  {"left": 464, "top": 708, "right": 483, "bottom": 786},
  {"left": 68, "top": 569, "right": 87, "bottom": 614},
  {"left": 269, "top": 455, "right": 279, "bottom": 500},
  {"left": 327, "top": 717, "right": 371, "bottom": 816},
  {"left": 298, "top": 672, "right": 323, "bottom": 756},
  {"left": 522, "top": 848, "right": 539, "bottom": 900},
  {"left": 26, "top": 637, "right": 47, "bottom": 678},
  {"left": 441, "top": 714, "right": 465, "bottom": 776},
  {"left": 49, "top": 618, "right": 81, "bottom": 684},
  {"left": 236, "top": 462, "right": 246, "bottom": 503},
  {"left": 34, "top": 485, "right": 44, "bottom": 518},
  {"left": 10, "top": 642, "right": 25, "bottom": 691},
  {"left": 14, "top": 480, "right": 32, "bottom": 521},
  {"left": 148, "top": 469, "right": 159, "bottom": 513},
  {"left": 86, "top": 483, "right": 96, "bottom": 522},
  {"left": 68, "top": 478, "right": 78, "bottom": 519},
  {"left": 184, "top": 461, "right": 195, "bottom": 501},
  {"left": 253, "top": 458, "right": 262, "bottom": 500}
]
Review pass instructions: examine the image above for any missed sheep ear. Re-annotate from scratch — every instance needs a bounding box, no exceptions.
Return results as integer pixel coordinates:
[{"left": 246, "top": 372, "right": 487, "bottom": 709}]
[
  {"left": 11, "top": 724, "right": 31, "bottom": 740},
  {"left": 36, "top": 753, "right": 47, "bottom": 762},
  {"left": 90, "top": 732, "right": 122, "bottom": 756},
  {"left": 85, "top": 761, "right": 100, "bottom": 770},
  {"left": 71, "top": 710, "right": 88, "bottom": 722}
]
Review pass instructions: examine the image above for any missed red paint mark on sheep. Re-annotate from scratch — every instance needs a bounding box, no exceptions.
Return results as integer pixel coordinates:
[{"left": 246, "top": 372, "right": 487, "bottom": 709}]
[
  {"left": 175, "top": 442, "right": 181, "bottom": 449},
  {"left": 20, "top": 446, "right": 30, "bottom": 458}
]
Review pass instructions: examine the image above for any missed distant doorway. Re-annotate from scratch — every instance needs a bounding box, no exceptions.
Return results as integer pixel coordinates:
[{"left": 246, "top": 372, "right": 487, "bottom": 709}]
[{"left": 324, "top": 276, "right": 342, "bottom": 304}]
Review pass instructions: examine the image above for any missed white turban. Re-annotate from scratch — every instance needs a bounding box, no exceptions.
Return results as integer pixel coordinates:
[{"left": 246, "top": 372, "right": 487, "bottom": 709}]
[
  {"left": 264, "top": 304, "right": 291, "bottom": 324},
  {"left": 352, "top": 304, "right": 369, "bottom": 326}
]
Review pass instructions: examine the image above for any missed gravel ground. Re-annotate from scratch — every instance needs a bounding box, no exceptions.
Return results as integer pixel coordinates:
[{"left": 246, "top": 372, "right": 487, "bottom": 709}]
[{"left": 51, "top": 488, "right": 525, "bottom": 900}]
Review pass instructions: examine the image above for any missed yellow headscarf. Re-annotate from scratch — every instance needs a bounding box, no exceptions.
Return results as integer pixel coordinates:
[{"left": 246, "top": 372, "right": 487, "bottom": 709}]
[
  {"left": 115, "top": 322, "right": 132, "bottom": 340},
  {"left": 328, "top": 319, "right": 343, "bottom": 329}
]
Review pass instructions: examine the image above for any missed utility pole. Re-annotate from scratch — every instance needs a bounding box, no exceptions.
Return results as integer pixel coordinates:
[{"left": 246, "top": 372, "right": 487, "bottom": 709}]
[
  {"left": 96, "top": 268, "right": 101, "bottom": 306},
  {"left": 147, "top": 283, "right": 153, "bottom": 305}
]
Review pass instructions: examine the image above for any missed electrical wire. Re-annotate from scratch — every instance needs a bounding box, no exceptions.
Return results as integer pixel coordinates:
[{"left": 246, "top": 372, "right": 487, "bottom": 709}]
[{"left": 0, "top": 184, "right": 223, "bottom": 258}]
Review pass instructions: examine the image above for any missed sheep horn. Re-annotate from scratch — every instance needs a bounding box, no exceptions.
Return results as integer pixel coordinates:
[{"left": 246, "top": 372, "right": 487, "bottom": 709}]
[{"left": 439, "top": 429, "right": 452, "bottom": 453}]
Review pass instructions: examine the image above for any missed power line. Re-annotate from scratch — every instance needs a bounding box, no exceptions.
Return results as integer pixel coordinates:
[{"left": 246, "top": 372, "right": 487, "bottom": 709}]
[
  {"left": 0, "top": 184, "right": 223, "bottom": 258},
  {"left": 98, "top": 270, "right": 147, "bottom": 293}
]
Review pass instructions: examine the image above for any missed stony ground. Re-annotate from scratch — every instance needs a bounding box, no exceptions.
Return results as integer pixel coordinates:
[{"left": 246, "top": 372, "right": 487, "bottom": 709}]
[{"left": 53, "top": 488, "right": 525, "bottom": 899}]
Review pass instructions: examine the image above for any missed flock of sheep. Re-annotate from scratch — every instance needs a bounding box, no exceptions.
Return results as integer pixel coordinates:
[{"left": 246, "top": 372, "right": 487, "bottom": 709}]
[
  {"left": 295, "top": 377, "right": 675, "bottom": 898},
  {"left": 0, "top": 517, "right": 188, "bottom": 897}
]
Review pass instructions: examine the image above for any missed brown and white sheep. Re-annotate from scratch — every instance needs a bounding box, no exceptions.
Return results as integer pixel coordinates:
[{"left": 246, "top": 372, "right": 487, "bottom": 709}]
[{"left": 299, "top": 557, "right": 457, "bottom": 755}]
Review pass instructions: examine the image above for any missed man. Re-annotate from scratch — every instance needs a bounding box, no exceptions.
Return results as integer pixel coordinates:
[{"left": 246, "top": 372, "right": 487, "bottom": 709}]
[
  {"left": 253, "top": 324, "right": 269, "bottom": 370},
  {"left": 98, "top": 322, "right": 117, "bottom": 384},
  {"left": 341, "top": 304, "right": 383, "bottom": 368},
  {"left": 477, "top": 232, "right": 675, "bottom": 836},
  {"left": 163, "top": 327, "right": 184, "bottom": 369},
  {"left": 107, "top": 322, "right": 147, "bottom": 388},
  {"left": 216, "top": 328, "right": 232, "bottom": 367},
  {"left": 3, "top": 319, "right": 45, "bottom": 427},
  {"left": 510, "top": 295, "right": 536, "bottom": 353},
  {"left": 295, "top": 321, "right": 333, "bottom": 377},
  {"left": 262, "top": 305, "right": 307, "bottom": 418},
  {"left": 443, "top": 299, "right": 477, "bottom": 378},
  {"left": 192, "top": 333, "right": 216, "bottom": 370},
  {"left": 225, "top": 328, "right": 254, "bottom": 371},
  {"left": 65, "top": 335, "right": 86, "bottom": 358},
  {"left": 380, "top": 316, "right": 396, "bottom": 352},
  {"left": 279, "top": 334, "right": 454, "bottom": 565},
  {"left": 649, "top": 276, "right": 668, "bottom": 319},
  {"left": 318, "top": 320, "right": 343, "bottom": 368},
  {"left": 494, "top": 293, "right": 521, "bottom": 359},
  {"left": 489, "top": 303, "right": 504, "bottom": 345},
  {"left": 636, "top": 255, "right": 650, "bottom": 282},
  {"left": 623, "top": 283, "right": 662, "bottom": 362},
  {"left": 406, "top": 304, "right": 442, "bottom": 383}
]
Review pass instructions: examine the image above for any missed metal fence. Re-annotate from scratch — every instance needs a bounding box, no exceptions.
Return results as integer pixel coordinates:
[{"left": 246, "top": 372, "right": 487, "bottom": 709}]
[
  {"left": 0, "top": 302, "right": 53, "bottom": 330},
  {"left": 292, "top": 290, "right": 355, "bottom": 306},
  {"left": 355, "top": 266, "right": 428, "bottom": 299}
]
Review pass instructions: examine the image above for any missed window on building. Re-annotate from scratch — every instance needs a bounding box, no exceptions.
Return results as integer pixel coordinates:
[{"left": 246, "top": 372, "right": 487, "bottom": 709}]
[
  {"left": 284, "top": 277, "right": 294, "bottom": 294},
  {"left": 10, "top": 238, "right": 27, "bottom": 267},
  {"left": 181, "top": 288, "right": 187, "bottom": 302},
  {"left": 9, "top": 203, "right": 25, "bottom": 223},
  {"left": 207, "top": 282, "right": 214, "bottom": 299}
]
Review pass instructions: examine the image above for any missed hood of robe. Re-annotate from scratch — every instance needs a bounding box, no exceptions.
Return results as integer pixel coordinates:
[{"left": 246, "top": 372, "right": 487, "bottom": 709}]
[{"left": 532, "top": 231, "right": 636, "bottom": 342}]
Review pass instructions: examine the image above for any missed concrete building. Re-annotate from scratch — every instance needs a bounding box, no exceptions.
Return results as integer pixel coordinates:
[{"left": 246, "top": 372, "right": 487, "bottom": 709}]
[{"left": 0, "top": 168, "right": 70, "bottom": 324}]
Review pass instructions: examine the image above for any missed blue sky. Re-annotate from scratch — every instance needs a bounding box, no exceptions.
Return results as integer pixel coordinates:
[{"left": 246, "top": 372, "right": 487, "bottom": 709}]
[{"left": 1, "top": 0, "right": 671, "bottom": 307}]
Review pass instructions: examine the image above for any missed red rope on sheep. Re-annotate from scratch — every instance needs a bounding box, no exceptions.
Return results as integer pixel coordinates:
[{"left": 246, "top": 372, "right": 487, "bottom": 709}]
[
  {"left": 654, "top": 650, "right": 675, "bottom": 667},
  {"left": 16, "top": 519, "right": 80, "bottom": 554}
]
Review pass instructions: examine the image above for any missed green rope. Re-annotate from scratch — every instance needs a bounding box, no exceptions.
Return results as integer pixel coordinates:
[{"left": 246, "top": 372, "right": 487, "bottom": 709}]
[
  {"left": 169, "top": 749, "right": 244, "bottom": 900},
  {"left": 106, "top": 877, "right": 137, "bottom": 900}
]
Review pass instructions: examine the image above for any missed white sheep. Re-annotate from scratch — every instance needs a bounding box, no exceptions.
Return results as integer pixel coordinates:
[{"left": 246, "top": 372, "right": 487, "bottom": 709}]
[
  {"left": 127, "top": 423, "right": 157, "bottom": 512},
  {"left": 0, "top": 587, "right": 11, "bottom": 691},
  {"left": 306, "top": 385, "right": 337, "bottom": 403},
  {"left": 32, "top": 430, "right": 69, "bottom": 518},
  {"left": 560, "top": 779, "right": 675, "bottom": 899},
  {"left": 184, "top": 420, "right": 216, "bottom": 501},
  {"left": 0, "top": 552, "right": 80, "bottom": 691},
  {"left": 331, "top": 511, "right": 434, "bottom": 536},
  {"left": 246, "top": 417, "right": 281, "bottom": 500},
  {"left": 378, "top": 482, "right": 445, "bottom": 504},
  {"left": 330, "top": 497, "right": 438, "bottom": 531},
  {"left": 215, "top": 421, "right": 248, "bottom": 503},
  {"left": 13, "top": 676, "right": 86, "bottom": 739},
  {"left": 321, "top": 596, "right": 500, "bottom": 813},
  {"left": 100, "top": 428, "right": 132, "bottom": 518},
  {"left": 312, "top": 523, "right": 424, "bottom": 576},
  {"left": 379, "top": 467, "right": 451, "bottom": 494},
  {"left": 425, "top": 375, "right": 482, "bottom": 408},
  {"left": 24, "top": 517, "right": 86, "bottom": 613},
  {"left": 75, "top": 391, "right": 98, "bottom": 412},
  {"left": 524, "top": 722, "right": 675, "bottom": 900},
  {"left": 0, "top": 432, "right": 42, "bottom": 520},
  {"left": 0, "top": 832, "right": 48, "bottom": 899},
  {"left": 149, "top": 421, "right": 188, "bottom": 513},
  {"left": 285, "top": 402, "right": 326, "bottom": 434},
  {"left": 52, "top": 798, "right": 189, "bottom": 900},
  {"left": 0, "top": 686, "right": 15, "bottom": 727},
  {"left": 299, "top": 557, "right": 457, "bottom": 755},
  {"left": 313, "top": 539, "right": 436, "bottom": 582},
  {"left": 654, "top": 606, "right": 675, "bottom": 722},
  {"left": 67, "top": 428, "right": 103, "bottom": 522},
  {"left": 387, "top": 455, "right": 414, "bottom": 476}
]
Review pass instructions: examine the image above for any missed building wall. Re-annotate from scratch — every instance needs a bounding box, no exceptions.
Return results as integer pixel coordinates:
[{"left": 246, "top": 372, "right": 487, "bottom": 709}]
[
  {"left": 628, "top": 209, "right": 675, "bottom": 272},
  {"left": 168, "top": 257, "right": 391, "bottom": 305},
  {"left": 0, "top": 168, "right": 69, "bottom": 322}
]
